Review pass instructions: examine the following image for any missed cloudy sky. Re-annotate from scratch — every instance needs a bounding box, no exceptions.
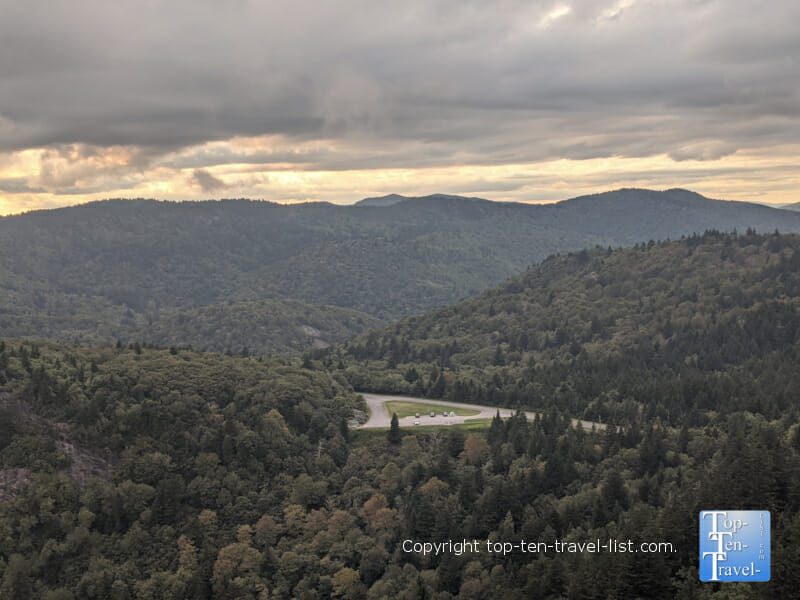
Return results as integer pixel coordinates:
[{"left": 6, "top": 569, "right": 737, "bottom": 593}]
[{"left": 1, "top": 0, "right": 798, "bottom": 214}]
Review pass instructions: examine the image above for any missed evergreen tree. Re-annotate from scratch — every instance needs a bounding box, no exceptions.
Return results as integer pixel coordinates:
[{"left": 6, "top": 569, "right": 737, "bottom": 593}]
[{"left": 388, "top": 413, "right": 401, "bottom": 444}]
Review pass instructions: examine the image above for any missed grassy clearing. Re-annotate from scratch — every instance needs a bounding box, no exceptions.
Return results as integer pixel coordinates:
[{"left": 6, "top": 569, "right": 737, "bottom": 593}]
[
  {"left": 409, "top": 420, "right": 492, "bottom": 434},
  {"left": 384, "top": 401, "right": 480, "bottom": 419}
]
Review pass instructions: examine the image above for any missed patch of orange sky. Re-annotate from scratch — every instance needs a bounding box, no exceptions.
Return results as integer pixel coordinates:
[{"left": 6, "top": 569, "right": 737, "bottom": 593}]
[{"left": 1, "top": 138, "right": 798, "bottom": 215}]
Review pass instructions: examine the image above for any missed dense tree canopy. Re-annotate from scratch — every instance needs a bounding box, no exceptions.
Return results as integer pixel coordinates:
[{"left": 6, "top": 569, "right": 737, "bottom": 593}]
[
  {"left": 2, "top": 232, "right": 800, "bottom": 597},
  {"left": 1, "top": 338, "right": 799, "bottom": 598},
  {"left": 338, "top": 232, "right": 800, "bottom": 428}
]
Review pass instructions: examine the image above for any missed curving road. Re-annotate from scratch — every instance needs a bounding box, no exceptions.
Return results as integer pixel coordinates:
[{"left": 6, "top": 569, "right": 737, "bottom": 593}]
[{"left": 358, "top": 393, "right": 604, "bottom": 430}]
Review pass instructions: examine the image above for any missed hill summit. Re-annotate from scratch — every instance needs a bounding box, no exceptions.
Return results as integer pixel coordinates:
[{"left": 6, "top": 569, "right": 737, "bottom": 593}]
[{"left": 354, "top": 192, "right": 487, "bottom": 207}]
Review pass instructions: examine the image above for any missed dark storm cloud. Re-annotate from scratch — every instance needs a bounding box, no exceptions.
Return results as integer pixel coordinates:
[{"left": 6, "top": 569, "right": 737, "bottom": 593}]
[
  {"left": 191, "top": 169, "right": 227, "bottom": 193},
  {"left": 0, "top": 178, "right": 45, "bottom": 194},
  {"left": 1, "top": 0, "right": 798, "bottom": 169}
]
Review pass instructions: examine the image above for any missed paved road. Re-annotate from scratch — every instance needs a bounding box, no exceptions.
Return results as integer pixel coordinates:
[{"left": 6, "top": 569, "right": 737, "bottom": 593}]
[{"left": 358, "top": 393, "right": 604, "bottom": 430}]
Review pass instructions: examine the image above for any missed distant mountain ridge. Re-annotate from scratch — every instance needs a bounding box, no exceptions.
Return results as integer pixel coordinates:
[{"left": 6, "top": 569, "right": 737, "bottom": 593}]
[
  {"left": 354, "top": 193, "right": 487, "bottom": 207},
  {"left": 3, "top": 188, "right": 800, "bottom": 352},
  {"left": 354, "top": 194, "right": 407, "bottom": 207}
]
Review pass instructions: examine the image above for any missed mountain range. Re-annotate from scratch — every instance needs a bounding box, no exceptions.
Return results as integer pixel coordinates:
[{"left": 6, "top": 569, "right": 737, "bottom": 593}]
[
  {"left": 3, "top": 214, "right": 800, "bottom": 597},
  {"left": 3, "top": 188, "right": 800, "bottom": 353}
]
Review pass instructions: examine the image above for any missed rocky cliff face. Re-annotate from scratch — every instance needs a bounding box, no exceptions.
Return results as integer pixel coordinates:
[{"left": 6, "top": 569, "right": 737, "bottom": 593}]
[{"left": 0, "top": 392, "right": 114, "bottom": 500}]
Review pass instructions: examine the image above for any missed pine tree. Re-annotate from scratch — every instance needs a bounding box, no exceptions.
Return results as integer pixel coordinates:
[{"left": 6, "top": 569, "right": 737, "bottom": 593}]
[{"left": 388, "top": 413, "right": 401, "bottom": 444}]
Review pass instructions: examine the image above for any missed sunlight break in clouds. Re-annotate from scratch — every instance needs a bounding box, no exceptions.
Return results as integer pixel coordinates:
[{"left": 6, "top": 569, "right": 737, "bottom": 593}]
[
  {"left": 540, "top": 4, "right": 572, "bottom": 28},
  {"left": 2, "top": 139, "right": 799, "bottom": 215}
]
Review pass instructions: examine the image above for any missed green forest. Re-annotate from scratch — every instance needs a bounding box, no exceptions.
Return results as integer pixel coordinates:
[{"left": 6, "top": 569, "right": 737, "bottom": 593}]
[
  {"left": 2, "top": 298, "right": 383, "bottom": 358},
  {"left": 3, "top": 190, "right": 800, "bottom": 354},
  {"left": 1, "top": 231, "right": 799, "bottom": 597},
  {"left": 338, "top": 231, "right": 800, "bottom": 428}
]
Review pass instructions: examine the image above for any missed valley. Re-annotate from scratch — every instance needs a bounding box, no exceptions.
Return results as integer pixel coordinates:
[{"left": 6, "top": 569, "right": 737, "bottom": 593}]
[
  {"left": 1, "top": 207, "right": 799, "bottom": 598},
  {"left": 3, "top": 0, "right": 798, "bottom": 595}
]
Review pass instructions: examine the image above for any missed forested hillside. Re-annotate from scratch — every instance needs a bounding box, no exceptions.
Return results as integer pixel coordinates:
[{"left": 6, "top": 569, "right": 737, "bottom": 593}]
[
  {"left": 3, "top": 189, "right": 800, "bottom": 353},
  {"left": 1, "top": 234, "right": 799, "bottom": 596},
  {"left": 3, "top": 298, "right": 383, "bottom": 357},
  {"left": 338, "top": 231, "right": 800, "bottom": 429},
  {"left": 2, "top": 329, "right": 800, "bottom": 597}
]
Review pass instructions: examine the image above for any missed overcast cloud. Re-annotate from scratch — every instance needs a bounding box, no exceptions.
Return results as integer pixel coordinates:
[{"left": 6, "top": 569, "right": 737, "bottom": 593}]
[{"left": 0, "top": 0, "right": 798, "bottom": 211}]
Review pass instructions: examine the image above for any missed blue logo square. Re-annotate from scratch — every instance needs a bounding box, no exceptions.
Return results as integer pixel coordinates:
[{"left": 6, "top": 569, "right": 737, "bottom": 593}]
[{"left": 699, "top": 510, "right": 770, "bottom": 582}]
